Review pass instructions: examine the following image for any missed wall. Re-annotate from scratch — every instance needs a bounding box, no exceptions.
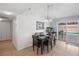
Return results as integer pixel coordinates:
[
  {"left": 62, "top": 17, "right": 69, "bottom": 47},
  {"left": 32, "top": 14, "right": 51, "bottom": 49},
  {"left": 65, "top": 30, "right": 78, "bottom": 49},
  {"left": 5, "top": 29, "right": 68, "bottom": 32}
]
[
  {"left": 12, "top": 19, "right": 18, "bottom": 49},
  {"left": 13, "top": 6, "right": 48, "bottom": 50}
]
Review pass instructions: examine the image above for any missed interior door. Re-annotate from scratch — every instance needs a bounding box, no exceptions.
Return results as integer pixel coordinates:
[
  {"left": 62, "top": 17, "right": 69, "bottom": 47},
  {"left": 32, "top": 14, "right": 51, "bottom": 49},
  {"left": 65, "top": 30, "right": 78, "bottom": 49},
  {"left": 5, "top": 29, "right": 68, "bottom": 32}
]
[{"left": 0, "top": 22, "right": 11, "bottom": 41}]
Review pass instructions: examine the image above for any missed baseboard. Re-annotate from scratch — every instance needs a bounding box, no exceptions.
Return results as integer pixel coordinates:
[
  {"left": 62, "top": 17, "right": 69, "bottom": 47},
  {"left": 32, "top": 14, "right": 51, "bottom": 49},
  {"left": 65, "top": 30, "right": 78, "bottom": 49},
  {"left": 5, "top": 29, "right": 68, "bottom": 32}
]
[{"left": 17, "top": 43, "right": 32, "bottom": 51}]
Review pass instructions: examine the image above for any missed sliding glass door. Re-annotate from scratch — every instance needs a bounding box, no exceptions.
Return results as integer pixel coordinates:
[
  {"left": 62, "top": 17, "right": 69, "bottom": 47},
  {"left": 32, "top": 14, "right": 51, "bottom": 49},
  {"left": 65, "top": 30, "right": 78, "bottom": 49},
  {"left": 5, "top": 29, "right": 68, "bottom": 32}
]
[
  {"left": 58, "top": 21, "right": 79, "bottom": 46},
  {"left": 58, "top": 22, "right": 67, "bottom": 42},
  {"left": 66, "top": 22, "right": 79, "bottom": 46}
]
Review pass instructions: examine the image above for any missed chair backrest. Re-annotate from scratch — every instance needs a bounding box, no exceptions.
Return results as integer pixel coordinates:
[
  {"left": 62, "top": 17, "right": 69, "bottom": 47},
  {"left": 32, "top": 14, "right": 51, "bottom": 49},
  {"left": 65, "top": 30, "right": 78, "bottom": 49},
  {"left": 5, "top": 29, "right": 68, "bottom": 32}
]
[
  {"left": 34, "top": 33, "right": 40, "bottom": 36},
  {"left": 32, "top": 35, "right": 39, "bottom": 45},
  {"left": 48, "top": 32, "right": 55, "bottom": 41},
  {"left": 32, "top": 35, "right": 37, "bottom": 41},
  {"left": 39, "top": 32, "right": 45, "bottom": 36}
]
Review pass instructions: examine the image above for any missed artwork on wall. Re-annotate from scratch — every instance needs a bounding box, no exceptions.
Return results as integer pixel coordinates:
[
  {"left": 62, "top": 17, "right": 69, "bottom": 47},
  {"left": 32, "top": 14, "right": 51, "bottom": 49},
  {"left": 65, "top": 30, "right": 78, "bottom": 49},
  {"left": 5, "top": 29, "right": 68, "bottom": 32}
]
[{"left": 36, "top": 21, "right": 44, "bottom": 30}]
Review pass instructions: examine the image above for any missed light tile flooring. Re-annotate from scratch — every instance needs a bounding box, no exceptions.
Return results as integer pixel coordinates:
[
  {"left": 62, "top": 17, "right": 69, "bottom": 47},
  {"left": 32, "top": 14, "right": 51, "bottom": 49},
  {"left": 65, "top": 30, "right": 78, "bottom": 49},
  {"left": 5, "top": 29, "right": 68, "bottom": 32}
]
[{"left": 0, "top": 40, "right": 79, "bottom": 56}]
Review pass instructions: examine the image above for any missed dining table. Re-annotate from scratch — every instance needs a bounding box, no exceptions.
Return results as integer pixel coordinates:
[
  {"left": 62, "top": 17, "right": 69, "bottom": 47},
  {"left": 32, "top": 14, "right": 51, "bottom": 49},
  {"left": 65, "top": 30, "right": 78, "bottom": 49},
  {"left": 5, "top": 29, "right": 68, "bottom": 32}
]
[{"left": 33, "top": 32, "right": 56, "bottom": 54}]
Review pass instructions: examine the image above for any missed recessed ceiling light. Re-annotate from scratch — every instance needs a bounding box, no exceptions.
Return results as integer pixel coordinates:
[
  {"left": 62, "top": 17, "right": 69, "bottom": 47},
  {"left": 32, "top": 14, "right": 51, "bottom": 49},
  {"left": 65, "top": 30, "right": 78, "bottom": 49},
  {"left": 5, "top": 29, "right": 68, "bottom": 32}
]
[
  {"left": 0, "top": 18, "right": 3, "bottom": 21},
  {"left": 3, "top": 11, "right": 13, "bottom": 15}
]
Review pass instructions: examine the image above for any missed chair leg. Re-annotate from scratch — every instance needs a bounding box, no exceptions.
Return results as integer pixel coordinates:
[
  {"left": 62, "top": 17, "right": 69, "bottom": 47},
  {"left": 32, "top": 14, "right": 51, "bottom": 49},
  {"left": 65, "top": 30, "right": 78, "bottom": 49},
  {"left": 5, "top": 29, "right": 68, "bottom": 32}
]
[
  {"left": 37, "top": 47, "right": 39, "bottom": 54},
  {"left": 47, "top": 44, "right": 49, "bottom": 52},
  {"left": 51, "top": 41, "right": 52, "bottom": 49},
  {"left": 43, "top": 45, "right": 45, "bottom": 51},
  {"left": 41, "top": 41, "right": 43, "bottom": 54},
  {"left": 33, "top": 39, "right": 34, "bottom": 51},
  {"left": 33, "top": 44, "right": 34, "bottom": 51},
  {"left": 54, "top": 37, "right": 56, "bottom": 45}
]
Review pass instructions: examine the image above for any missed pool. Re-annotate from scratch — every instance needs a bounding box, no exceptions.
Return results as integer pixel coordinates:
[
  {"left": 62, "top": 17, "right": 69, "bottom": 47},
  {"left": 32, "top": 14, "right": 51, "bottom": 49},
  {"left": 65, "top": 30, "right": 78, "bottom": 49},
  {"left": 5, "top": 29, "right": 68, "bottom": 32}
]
[{"left": 64, "top": 32, "right": 79, "bottom": 36}]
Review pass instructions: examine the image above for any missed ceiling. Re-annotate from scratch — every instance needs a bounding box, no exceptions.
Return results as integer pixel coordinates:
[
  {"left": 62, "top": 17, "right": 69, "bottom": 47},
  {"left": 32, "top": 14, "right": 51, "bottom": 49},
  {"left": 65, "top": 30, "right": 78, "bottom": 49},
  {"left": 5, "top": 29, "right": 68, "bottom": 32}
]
[
  {"left": 0, "top": 3, "right": 48, "bottom": 15},
  {"left": 49, "top": 3, "right": 79, "bottom": 18},
  {"left": 0, "top": 3, "right": 79, "bottom": 21},
  {"left": 0, "top": 3, "right": 48, "bottom": 21}
]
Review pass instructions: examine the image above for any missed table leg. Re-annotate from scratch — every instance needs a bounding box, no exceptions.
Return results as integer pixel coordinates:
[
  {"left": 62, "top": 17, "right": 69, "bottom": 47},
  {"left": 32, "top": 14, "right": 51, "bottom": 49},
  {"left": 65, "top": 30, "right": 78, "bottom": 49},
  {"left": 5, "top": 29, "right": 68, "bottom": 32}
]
[{"left": 33, "top": 40, "right": 34, "bottom": 51}]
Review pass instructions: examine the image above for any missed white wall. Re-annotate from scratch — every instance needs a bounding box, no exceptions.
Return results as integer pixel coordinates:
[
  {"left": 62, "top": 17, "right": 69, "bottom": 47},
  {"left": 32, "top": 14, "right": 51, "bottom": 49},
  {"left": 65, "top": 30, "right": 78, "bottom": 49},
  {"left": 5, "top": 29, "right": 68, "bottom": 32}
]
[
  {"left": 13, "top": 6, "right": 48, "bottom": 50},
  {"left": 12, "top": 19, "right": 18, "bottom": 49}
]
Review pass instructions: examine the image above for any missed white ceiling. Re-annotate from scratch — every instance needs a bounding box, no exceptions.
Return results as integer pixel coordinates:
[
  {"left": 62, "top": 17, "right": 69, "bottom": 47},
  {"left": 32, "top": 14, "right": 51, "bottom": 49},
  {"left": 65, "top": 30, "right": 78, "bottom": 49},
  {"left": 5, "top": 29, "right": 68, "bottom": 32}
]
[
  {"left": 49, "top": 3, "right": 79, "bottom": 18},
  {"left": 0, "top": 3, "right": 48, "bottom": 21},
  {"left": 0, "top": 3, "right": 79, "bottom": 20},
  {"left": 0, "top": 3, "right": 48, "bottom": 15},
  {"left": 0, "top": 3, "right": 29, "bottom": 15}
]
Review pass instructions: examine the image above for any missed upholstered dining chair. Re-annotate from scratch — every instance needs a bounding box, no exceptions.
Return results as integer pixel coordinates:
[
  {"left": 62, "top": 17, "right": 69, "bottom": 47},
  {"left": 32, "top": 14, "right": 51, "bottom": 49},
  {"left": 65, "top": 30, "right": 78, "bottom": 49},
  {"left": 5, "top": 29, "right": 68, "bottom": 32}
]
[
  {"left": 32, "top": 35, "right": 41, "bottom": 54},
  {"left": 43, "top": 32, "right": 54, "bottom": 52}
]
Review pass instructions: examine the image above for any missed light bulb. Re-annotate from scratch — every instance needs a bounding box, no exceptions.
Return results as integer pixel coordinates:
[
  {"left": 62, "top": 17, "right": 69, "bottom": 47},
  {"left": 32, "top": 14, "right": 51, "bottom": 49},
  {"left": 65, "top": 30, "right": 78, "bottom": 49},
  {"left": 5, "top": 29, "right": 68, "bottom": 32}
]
[
  {"left": 0, "top": 18, "right": 3, "bottom": 21},
  {"left": 3, "top": 11, "right": 13, "bottom": 15}
]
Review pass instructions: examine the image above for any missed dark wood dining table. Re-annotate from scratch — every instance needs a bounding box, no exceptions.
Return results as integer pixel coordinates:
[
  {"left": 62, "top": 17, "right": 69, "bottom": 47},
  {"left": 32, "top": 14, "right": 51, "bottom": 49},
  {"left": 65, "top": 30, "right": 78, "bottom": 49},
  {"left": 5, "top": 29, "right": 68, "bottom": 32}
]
[{"left": 33, "top": 32, "right": 56, "bottom": 54}]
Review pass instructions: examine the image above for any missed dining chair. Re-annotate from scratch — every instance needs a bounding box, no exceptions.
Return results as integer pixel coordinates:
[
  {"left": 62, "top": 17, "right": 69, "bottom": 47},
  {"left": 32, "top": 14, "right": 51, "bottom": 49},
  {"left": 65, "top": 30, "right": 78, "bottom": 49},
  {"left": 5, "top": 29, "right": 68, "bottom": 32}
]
[
  {"left": 52, "top": 32, "right": 56, "bottom": 46},
  {"left": 32, "top": 35, "right": 41, "bottom": 54},
  {"left": 43, "top": 32, "right": 54, "bottom": 52},
  {"left": 53, "top": 34, "right": 56, "bottom": 46}
]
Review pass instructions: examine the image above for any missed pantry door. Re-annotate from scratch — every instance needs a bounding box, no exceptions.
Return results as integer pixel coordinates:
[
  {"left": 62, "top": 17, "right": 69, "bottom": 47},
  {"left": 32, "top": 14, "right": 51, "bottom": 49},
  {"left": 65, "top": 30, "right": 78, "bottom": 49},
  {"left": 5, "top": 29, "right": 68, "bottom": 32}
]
[{"left": 0, "top": 22, "right": 11, "bottom": 41}]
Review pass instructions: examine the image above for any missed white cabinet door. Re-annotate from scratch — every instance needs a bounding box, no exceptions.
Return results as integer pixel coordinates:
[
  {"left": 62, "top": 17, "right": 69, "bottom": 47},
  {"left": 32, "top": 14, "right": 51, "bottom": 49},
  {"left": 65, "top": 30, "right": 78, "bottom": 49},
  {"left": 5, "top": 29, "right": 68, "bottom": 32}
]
[{"left": 0, "top": 22, "right": 11, "bottom": 41}]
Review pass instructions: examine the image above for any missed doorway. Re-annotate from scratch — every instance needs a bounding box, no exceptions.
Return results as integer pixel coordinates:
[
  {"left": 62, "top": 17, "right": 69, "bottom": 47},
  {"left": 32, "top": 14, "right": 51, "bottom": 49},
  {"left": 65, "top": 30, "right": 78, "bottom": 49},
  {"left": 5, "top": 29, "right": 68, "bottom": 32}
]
[{"left": 0, "top": 19, "right": 15, "bottom": 56}]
